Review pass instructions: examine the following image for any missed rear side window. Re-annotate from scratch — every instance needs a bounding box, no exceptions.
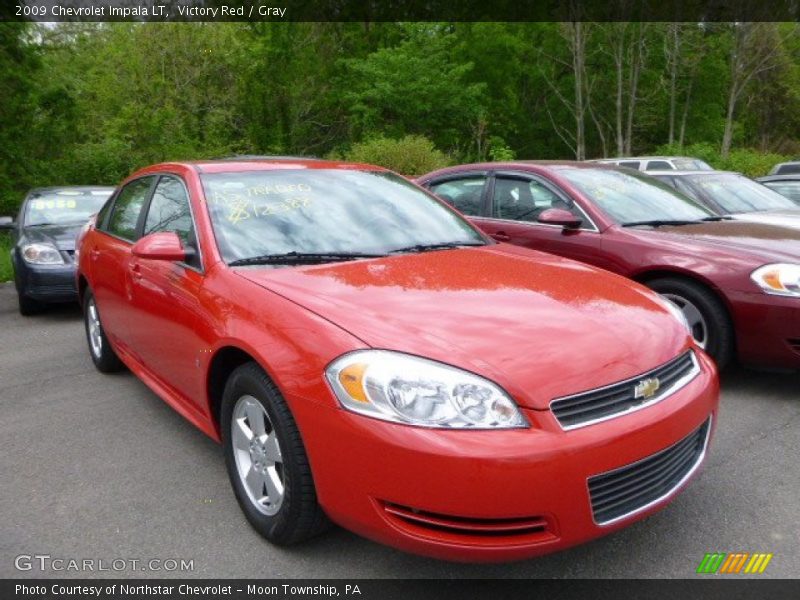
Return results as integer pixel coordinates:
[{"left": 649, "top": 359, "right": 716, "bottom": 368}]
[
  {"left": 645, "top": 160, "right": 673, "bottom": 170},
  {"left": 618, "top": 161, "right": 641, "bottom": 169},
  {"left": 776, "top": 163, "right": 800, "bottom": 175},
  {"left": 107, "top": 177, "right": 154, "bottom": 241},
  {"left": 429, "top": 178, "right": 486, "bottom": 215}
]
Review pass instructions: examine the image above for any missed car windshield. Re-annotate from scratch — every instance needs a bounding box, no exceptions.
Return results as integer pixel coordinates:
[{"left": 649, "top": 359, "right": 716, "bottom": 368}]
[
  {"left": 201, "top": 169, "right": 486, "bottom": 264},
  {"left": 25, "top": 190, "right": 112, "bottom": 226},
  {"left": 686, "top": 173, "right": 798, "bottom": 213},
  {"left": 672, "top": 158, "right": 713, "bottom": 170},
  {"left": 554, "top": 167, "right": 714, "bottom": 225},
  {"left": 761, "top": 180, "right": 800, "bottom": 205}
]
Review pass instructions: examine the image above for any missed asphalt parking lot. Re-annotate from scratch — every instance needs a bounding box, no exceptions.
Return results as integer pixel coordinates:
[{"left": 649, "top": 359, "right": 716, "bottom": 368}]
[{"left": 1, "top": 281, "right": 798, "bottom": 579}]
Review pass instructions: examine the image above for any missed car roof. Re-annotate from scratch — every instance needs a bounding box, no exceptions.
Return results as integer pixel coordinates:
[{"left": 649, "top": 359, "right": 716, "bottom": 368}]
[
  {"left": 593, "top": 156, "right": 699, "bottom": 162},
  {"left": 140, "top": 158, "right": 386, "bottom": 175},
  {"left": 757, "top": 174, "right": 800, "bottom": 182},
  {"left": 419, "top": 161, "right": 633, "bottom": 181},
  {"left": 28, "top": 185, "right": 116, "bottom": 195},
  {"left": 646, "top": 170, "right": 737, "bottom": 176}
]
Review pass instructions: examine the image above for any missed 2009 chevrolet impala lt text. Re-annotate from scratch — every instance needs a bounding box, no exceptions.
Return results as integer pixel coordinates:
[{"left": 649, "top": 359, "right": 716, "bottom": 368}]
[{"left": 75, "top": 159, "right": 719, "bottom": 562}]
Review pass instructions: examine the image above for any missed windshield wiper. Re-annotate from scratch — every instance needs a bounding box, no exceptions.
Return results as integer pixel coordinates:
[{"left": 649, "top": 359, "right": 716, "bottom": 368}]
[
  {"left": 621, "top": 219, "right": 699, "bottom": 228},
  {"left": 228, "top": 251, "right": 385, "bottom": 267},
  {"left": 389, "top": 241, "right": 487, "bottom": 254},
  {"left": 700, "top": 215, "right": 733, "bottom": 221}
]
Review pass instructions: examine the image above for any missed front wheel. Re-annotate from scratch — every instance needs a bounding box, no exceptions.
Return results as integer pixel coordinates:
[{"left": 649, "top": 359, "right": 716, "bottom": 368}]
[
  {"left": 221, "top": 363, "right": 329, "bottom": 545},
  {"left": 83, "top": 289, "right": 124, "bottom": 372},
  {"left": 646, "top": 277, "right": 734, "bottom": 369}
]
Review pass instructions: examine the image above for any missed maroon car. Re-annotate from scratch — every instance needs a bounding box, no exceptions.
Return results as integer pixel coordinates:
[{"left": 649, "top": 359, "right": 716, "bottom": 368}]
[{"left": 418, "top": 162, "right": 800, "bottom": 370}]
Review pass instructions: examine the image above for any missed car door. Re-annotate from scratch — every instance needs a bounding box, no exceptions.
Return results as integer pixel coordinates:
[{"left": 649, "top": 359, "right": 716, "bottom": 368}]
[
  {"left": 125, "top": 174, "right": 209, "bottom": 410},
  {"left": 91, "top": 176, "right": 156, "bottom": 350},
  {"left": 479, "top": 172, "right": 614, "bottom": 269}
]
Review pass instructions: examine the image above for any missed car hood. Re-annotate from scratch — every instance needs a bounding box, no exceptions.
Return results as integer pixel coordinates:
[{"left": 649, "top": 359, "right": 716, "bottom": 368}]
[
  {"left": 20, "top": 223, "right": 82, "bottom": 251},
  {"left": 635, "top": 220, "right": 800, "bottom": 262},
  {"left": 234, "top": 245, "right": 690, "bottom": 410},
  {"left": 731, "top": 210, "right": 800, "bottom": 230}
]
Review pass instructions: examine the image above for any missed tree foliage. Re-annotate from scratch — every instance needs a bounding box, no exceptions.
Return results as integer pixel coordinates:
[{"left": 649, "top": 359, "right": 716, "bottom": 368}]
[{"left": 1, "top": 21, "right": 799, "bottom": 214}]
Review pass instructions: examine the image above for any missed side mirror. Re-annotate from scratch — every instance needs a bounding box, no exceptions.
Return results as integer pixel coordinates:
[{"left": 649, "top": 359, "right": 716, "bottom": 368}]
[
  {"left": 537, "top": 208, "right": 582, "bottom": 229},
  {"left": 131, "top": 231, "right": 186, "bottom": 262},
  {"left": 0, "top": 216, "right": 14, "bottom": 229}
]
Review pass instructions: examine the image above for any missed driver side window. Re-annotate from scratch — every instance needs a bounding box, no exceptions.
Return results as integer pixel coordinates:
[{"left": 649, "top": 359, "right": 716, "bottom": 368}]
[
  {"left": 143, "top": 175, "right": 202, "bottom": 270},
  {"left": 492, "top": 177, "right": 573, "bottom": 222}
]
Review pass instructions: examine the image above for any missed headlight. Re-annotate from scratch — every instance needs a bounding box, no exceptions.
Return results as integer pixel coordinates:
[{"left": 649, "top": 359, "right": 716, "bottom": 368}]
[
  {"left": 657, "top": 296, "right": 692, "bottom": 334},
  {"left": 326, "top": 350, "right": 528, "bottom": 429},
  {"left": 751, "top": 263, "right": 800, "bottom": 297},
  {"left": 22, "top": 243, "right": 64, "bottom": 265}
]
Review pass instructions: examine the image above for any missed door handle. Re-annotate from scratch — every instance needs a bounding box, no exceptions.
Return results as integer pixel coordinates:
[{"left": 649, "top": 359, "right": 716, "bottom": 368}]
[
  {"left": 129, "top": 263, "right": 142, "bottom": 281},
  {"left": 491, "top": 232, "right": 511, "bottom": 242},
  {"left": 90, "top": 248, "right": 99, "bottom": 261}
]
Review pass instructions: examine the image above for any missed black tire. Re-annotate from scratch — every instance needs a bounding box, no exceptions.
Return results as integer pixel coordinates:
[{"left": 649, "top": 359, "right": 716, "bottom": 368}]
[
  {"left": 221, "top": 362, "right": 329, "bottom": 545},
  {"left": 646, "top": 277, "right": 734, "bottom": 369},
  {"left": 18, "top": 293, "right": 44, "bottom": 316},
  {"left": 83, "top": 289, "right": 124, "bottom": 373}
]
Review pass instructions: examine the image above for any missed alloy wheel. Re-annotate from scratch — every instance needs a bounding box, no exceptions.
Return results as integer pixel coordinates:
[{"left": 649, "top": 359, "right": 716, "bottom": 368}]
[
  {"left": 231, "top": 395, "right": 285, "bottom": 516},
  {"left": 662, "top": 293, "right": 708, "bottom": 349}
]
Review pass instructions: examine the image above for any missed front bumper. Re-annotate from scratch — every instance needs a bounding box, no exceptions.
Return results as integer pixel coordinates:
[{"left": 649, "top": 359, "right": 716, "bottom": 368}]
[
  {"left": 16, "top": 260, "right": 77, "bottom": 303},
  {"left": 730, "top": 290, "right": 800, "bottom": 369},
  {"left": 290, "top": 351, "right": 719, "bottom": 562}
]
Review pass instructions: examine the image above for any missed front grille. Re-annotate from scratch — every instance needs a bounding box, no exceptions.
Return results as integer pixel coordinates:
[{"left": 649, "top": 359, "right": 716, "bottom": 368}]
[
  {"left": 381, "top": 502, "right": 556, "bottom": 545},
  {"left": 588, "top": 417, "right": 711, "bottom": 525},
  {"left": 551, "top": 351, "right": 699, "bottom": 429}
]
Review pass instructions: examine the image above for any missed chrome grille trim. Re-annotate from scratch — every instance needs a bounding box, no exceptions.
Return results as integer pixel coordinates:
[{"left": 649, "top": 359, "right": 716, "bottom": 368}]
[{"left": 550, "top": 350, "right": 700, "bottom": 430}]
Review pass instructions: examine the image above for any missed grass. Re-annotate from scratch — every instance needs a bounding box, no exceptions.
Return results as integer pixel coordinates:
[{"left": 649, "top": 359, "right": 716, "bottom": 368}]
[{"left": 0, "top": 232, "right": 13, "bottom": 283}]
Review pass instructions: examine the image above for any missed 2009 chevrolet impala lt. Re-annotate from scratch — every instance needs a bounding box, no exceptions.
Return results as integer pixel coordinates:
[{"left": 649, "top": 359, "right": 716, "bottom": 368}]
[{"left": 76, "top": 158, "right": 718, "bottom": 562}]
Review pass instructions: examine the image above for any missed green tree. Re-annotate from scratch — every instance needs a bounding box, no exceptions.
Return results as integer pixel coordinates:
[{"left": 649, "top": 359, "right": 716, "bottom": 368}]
[{"left": 343, "top": 24, "right": 487, "bottom": 152}]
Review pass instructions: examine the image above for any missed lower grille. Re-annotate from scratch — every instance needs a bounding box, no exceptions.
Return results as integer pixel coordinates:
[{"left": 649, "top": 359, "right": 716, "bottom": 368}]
[
  {"left": 588, "top": 417, "right": 711, "bottom": 525},
  {"left": 551, "top": 351, "right": 699, "bottom": 430},
  {"left": 381, "top": 502, "right": 555, "bottom": 544},
  {"left": 29, "top": 283, "right": 76, "bottom": 296}
]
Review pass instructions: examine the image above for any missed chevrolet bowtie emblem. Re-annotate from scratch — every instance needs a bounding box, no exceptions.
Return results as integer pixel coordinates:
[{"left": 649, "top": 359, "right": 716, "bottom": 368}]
[{"left": 634, "top": 377, "right": 661, "bottom": 400}]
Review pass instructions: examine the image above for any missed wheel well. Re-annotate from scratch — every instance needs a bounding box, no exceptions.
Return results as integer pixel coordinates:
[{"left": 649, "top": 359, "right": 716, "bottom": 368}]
[
  {"left": 77, "top": 275, "right": 88, "bottom": 305},
  {"left": 207, "top": 347, "right": 257, "bottom": 437},
  {"left": 633, "top": 269, "right": 737, "bottom": 338},
  {"left": 633, "top": 270, "right": 722, "bottom": 299}
]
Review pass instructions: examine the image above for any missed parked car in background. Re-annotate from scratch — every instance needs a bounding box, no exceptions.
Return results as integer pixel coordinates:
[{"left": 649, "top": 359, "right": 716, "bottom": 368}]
[
  {"left": 768, "top": 161, "right": 800, "bottom": 175},
  {"left": 592, "top": 156, "right": 713, "bottom": 172},
  {"left": 419, "top": 162, "right": 800, "bottom": 371},
  {"left": 76, "top": 158, "right": 717, "bottom": 562},
  {"left": 756, "top": 174, "right": 800, "bottom": 205},
  {"left": 2, "top": 186, "right": 114, "bottom": 315},
  {"left": 650, "top": 170, "right": 800, "bottom": 229}
]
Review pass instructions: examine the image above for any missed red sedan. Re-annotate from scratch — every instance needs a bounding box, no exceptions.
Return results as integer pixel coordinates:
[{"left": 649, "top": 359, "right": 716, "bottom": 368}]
[
  {"left": 76, "top": 159, "right": 717, "bottom": 562},
  {"left": 419, "top": 162, "right": 800, "bottom": 371}
]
